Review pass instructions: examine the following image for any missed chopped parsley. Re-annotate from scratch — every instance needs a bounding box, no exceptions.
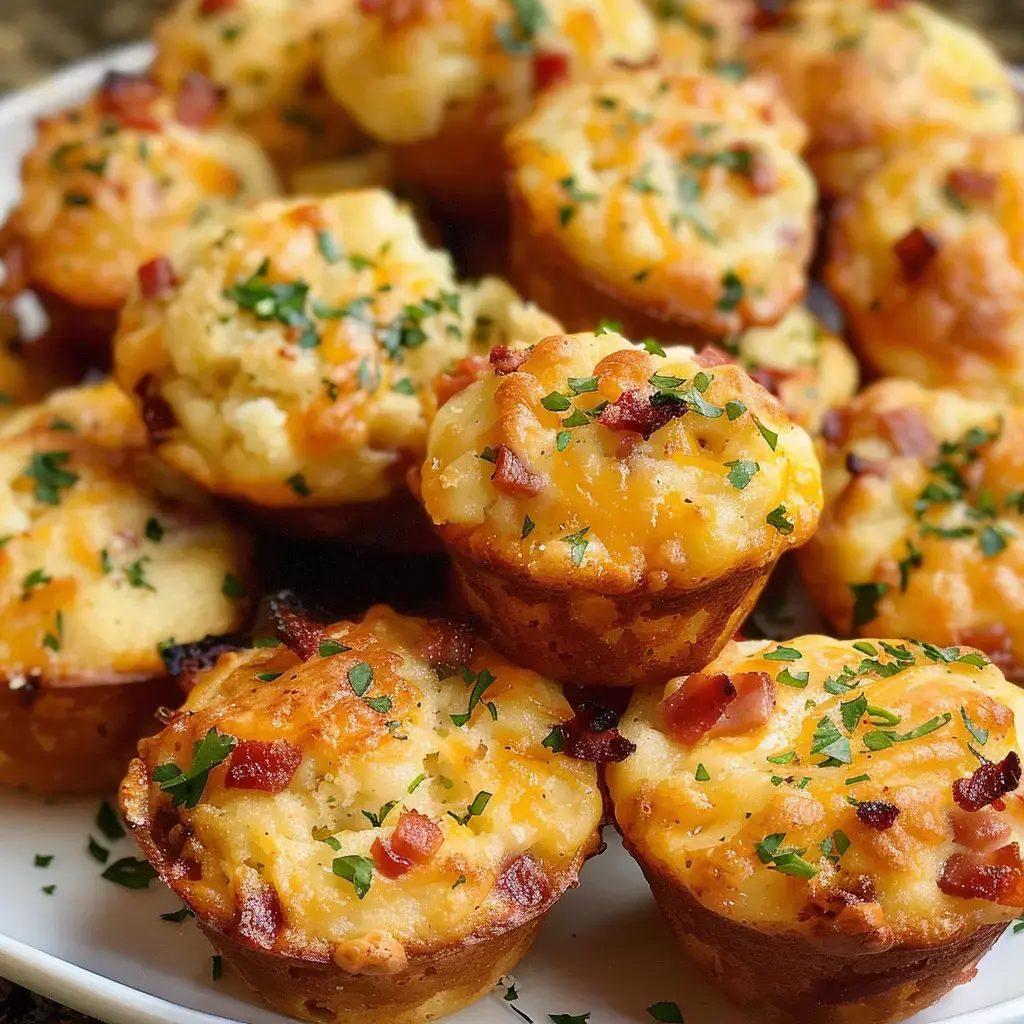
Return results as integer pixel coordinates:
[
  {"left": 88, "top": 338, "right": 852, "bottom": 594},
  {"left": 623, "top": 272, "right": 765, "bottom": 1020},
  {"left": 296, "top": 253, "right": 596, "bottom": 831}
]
[
  {"left": 152, "top": 728, "right": 237, "bottom": 808},
  {"left": 25, "top": 451, "right": 77, "bottom": 505},
  {"left": 562, "top": 526, "right": 591, "bottom": 567},
  {"left": 754, "top": 832, "right": 819, "bottom": 878},
  {"left": 97, "top": 801, "right": 125, "bottom": 841},
  {"left": 850, "top": 582, "right": 887, "bottom": 628},
  {"left": 961, "top": 706, "right": 988, "bottom": 746},
  {"left": 88, "top": 837, "right": 109, "bottom": 864},
  {"left": 695, "top": 763, "right": 710, "bottom": 782},
  {"left": 361, "top": 800, "right": 398, "bottom": 828},
  {"left": 647, "top": 1004, "right": 685, "bottom": 1023},
  {"left": 34, "top": 854, "right": 53, "bottom": 868},
  {"left": 766, "top": 505, "right": 794, "bottom": 534},
  {"left": 724, "top": 459, "right": 759, "bottom": 490},
  {"left": 145, "top": 518, "right": 164, "bottom": 543},
  {"left": 521, "top": 515, "right": 536, "bottom": 540},
  {"left": 810, "top": 716, "right": 852, "bottom": 766},
  {"left": 101, "top": 857, "right": 158, "bottom": 889},
  {"left": 494, "top": 0, "right": 548, "bottom": 52},
  {"left": 716, "top": 270, "right": 744, "bottom": 313},
  {"left": 287, "top": 473, "right": 311, "bottom": 498},
  {"left": 451, "top": 665, "right": 498, "bottom": 727},
  {"left": 764, "top": 645, "right": 801, "bottom": 662},
  {"left": 316, "top": 230, "right": 342, "bottom": 264},
  {"left": 319, "top": 639, "right": 351, "bottom": 658},
  {"left": 160, "top": 907, "right": 194, "bottom": 923},
  {"left": 222, "top": 574, "right": 246, "bottom": 599},
  {"left": 125, "top": 558, "right": 155, "bottom": 591},
  {"left": 542, "top": 727, "right": 565, "bottom": 752},
  {"left": 212, "top": 956, "right": 223, "bottom": 982},
  {"left": 332, "top": 854, "right": 374, "bottom": 899},
  {"left": 448, "top": 790, "right": 492, "bottom": 826},
  {"left": 222, "top": 257, "right": 319, "bottom": 350},
  {"left": 348, "top": 662, "right": 373, "bottom": 696}
]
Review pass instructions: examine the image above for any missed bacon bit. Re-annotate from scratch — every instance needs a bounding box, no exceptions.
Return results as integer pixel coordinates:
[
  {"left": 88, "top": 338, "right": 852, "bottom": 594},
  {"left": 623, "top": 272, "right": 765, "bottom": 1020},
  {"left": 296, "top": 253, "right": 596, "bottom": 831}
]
[
  {"left": 821, "top": 407, "right": 852, "bottom": 447},
  {"left": 893, "top": 227, "right": 939, "bottom": 283},
  {"left": 371, "top": 836, "right": 411, "bottom": 879},
  {"left": 425, "top": 620, "right": 475, "bottom": 678},
  {"left": 938, "top": 843, "right": 1024, "bottom": 906},
  {"left": 856, "top": 800, "right": 901, "bottom": 831},
  {"left": 137, "top": 257, "right": 177, "bottom": 301},
  {"left": 268, "top": 591, "right": 324, "bottom": 660},
  {"left": 497, "top": 853, "right": 552, "bottom": 909},
  {"left": 489, "top": 345, "right": 531, "bottom": 376},
  {"left": 661, "top": 671, "right": 775, "bottom": 746},
  {"left": 434, "top": 355, "right": 489, "bottom": 407},
  {"left": 598, "top": 388, "right": 687, "bottom": 440},
  {"left": 391, "top": 811, "right": 444, "bottom": 864},
  {"left": 97, "top": 71, "right": 162, "bottom": 132},
  {"left": 878, "top": 407, "right": 937, "bottom": 459},
  {"left": 953, "top": 752, "right": 1022, "bottom": 813},
  {"left": 199, "top": 0, "right": 239, "bottom": 14},
  {"left": 174, "top": 72, "right": 222, "bottom": 128},
  {"left": 951, "top": 807, "right": 1012, "bottom": 852},
  {"left": 134, "top": 375, "right": 177, "bottom": 441},
  {"left": 557, "top": 703, "right": 636, "bottom": 763},
  {"left": 694, "top": 344, "right": 734, "bottom": 368},
  {"left": 235, "top": 882, "right": 284, "bottom": 950},
  {"left": 159, "top": 632, "right": 250, "bottom": 690},
  {"left": 150, "top": 806, "right": 184, "bottom": 861},
  {"left": 874, "top": 0, "right": 909, "bottom": 10},
  {"left": 533, "top": 51, "right": 571, "bottom": 93},
  {"left": 752, "top": 3, "right": 785, "bottom": 30},
  {"left": 845, "top": 452, "right": 888, "bottom": 478},
  {"left": 225, "top": 739, "right": 303, "bottom": 793},
  {"left": 946, "top": 168, "right": 998, "bottom": 202},
  {"left": 748, "top": 365, "right": 791, "bottom": 397},
  {"left": 492, "top": 445, "right": 544, "bottom": 496}
]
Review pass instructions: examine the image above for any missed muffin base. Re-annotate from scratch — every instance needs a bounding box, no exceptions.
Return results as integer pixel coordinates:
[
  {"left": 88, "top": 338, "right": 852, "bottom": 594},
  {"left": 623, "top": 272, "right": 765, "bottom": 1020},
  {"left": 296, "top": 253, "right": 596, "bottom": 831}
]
[
  {"left": 0, "top": 675, "right": 179, "bottom": 795},
  {"left": 633, "top": 845, "right": 1006, "bottom": 1024},
  {"left": 447, "top": 549, "right": 770, "bottom": 687}
]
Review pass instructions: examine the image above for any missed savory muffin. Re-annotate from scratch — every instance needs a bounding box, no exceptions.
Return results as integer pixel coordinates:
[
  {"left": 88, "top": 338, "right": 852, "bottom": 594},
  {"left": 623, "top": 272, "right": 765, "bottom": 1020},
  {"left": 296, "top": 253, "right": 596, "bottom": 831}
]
[
  {"left": 799, "top": 378, "right": 1024, "bottom": 682},
  {"left": 608, "top": 635, "right": 1024, "bottom": 1024},
  {"left": 0, "top": 314, "right": 64, "bottom": 424},
  {"left": 319, "top": 0, "right": 658, "bottom": 221},
  {"left": 742, "top": 0, "right": 1022, "bottom": 201},
  {"left": 648, "top": 0, "right": 754, "bottom": 71},
  {"left": 0, "top": 71, "right": 278, "bottom": 369},
  {"left": 114, "top": 190, "right": 559, "bottom": 543},
  {"left": 826, "top": 134, "right": 1024, "bottom": 403},
  {"left": 120, "top": 604, "right": 603, "bottom": 1024},
  {"left": 152, "top": 0, "right": 361, "bottom": 175},
  {"left": 419, "top": 329, "right": 822, "bottom": 686},
  {"left": 700, "top": 307, "right": 859, "bottom": 436},
  {"left": 505, "top": 68, "right": 816, "bottom": 341},
  {"left": 0, "top": 382, "right": 250, "bottom": 795}
]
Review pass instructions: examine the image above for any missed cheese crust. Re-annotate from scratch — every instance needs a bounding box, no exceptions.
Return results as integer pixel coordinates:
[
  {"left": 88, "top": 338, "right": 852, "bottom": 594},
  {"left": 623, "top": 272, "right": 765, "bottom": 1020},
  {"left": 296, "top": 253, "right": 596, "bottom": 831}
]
[
  {"left": 421, "top": 329, "right": 821, "bottom": 683},
  {"left": 742, "top": 0, "right": 1021, "bottom": 200},
  {"left": 799, "top": 378, "right": 1024, "bottom": 680},
  {"left": 506, "top": 69, "right": 815, "bottom": 338},
  {"left": 114, "top": 191, "right": 559, "bottom": 518},
  {"left": 153, "top": 0, "right": 361, "bottom": 170},
  {"left": 120, "top": 605, "right": 602, "bottom": 1023},
  {"left": 827, "top": 134, "right": 1024, "bottom": 403},
  {"left": 608, "top": 635, "right": 1024, "bottom": 1019}
]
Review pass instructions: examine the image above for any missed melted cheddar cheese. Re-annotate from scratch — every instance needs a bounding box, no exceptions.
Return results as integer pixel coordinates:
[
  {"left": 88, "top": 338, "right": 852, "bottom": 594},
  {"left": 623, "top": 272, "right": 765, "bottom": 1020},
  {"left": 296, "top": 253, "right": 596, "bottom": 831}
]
[
  {"left": 0, "top": 382, "right": 248, "bottom": 684},
  {"left": 743, "top": 0, "right": 1021, "bottom": 199},
  {"left": 505, "top": 69, "right": 816, "bottom": 335},
  {"left": 827, "top": 134, "right": 1024, "bottom": 403},
  {"left": 799, "top": 379, "right": 1024, "bottom": 678},
  {"left": 421, "top": 330, "right": 821, "bottom": 590},
  {"left": 114, "top": 191, "right": 559, "bottom": 508},
  {"left": 608, "top": 635, "right": 1024, "bottom": 945},
  {"left": 320, "top": 0, "right": 657, "bottom": 145},
  {"left": 2, "top": 77, "right": 278, "bottom": 313},
  {"left": 122, "top": 606, "right": 602, "bottom": 961}
]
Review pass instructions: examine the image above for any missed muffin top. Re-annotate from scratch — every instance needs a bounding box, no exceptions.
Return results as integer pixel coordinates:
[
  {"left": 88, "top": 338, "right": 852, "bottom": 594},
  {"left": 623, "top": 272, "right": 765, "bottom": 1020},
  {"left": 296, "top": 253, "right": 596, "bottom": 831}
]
[
  {"left": 608, "top": 635, "right": 1024, "bottom": 944},
  {"left": 0, "top": 382, "right": 248, "bottom": 686},
  {"left": 827, "top": 134, "right": 1024, "bottom": 401},
  {"left": 505, "top": 69, "right": 816, "bottom": 335},
  {"left": 121, "top": 605, "right": 603, "bottom": 963},
  {"left": 421, "top": 330, "right": 822, "bottom": 591},
  {"left": 743, "top": 0, "right": 1021, "bottom": 197},
  {"left": 114, "top": 191, "right": 558, "bottom": 507},
  {"left": 803, "top": 379, "right": 1024, "bottom": 671},
  {"left": 3, "top": 71, "right": 278, "bottom": 311},
  {"left": 320, "top": 0, "right": 657, "bottom": 144},
  {"left": 648, "top": 0, "right": 754, "bottom": 71}
]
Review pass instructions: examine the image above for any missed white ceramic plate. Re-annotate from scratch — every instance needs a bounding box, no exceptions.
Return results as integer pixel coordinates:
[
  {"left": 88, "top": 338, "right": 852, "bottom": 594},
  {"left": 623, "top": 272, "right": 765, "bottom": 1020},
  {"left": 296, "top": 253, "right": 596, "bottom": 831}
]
[{"left": 3, "top": 43, "right": 1024, "bottom": 1024}]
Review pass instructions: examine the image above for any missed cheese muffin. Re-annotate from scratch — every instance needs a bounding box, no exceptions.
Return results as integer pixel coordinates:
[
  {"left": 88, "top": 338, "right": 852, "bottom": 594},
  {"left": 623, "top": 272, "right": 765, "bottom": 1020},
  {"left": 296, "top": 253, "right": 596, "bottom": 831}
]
[
  {"left": 0, "top": 71, "right": 278, "bottom": 370},
  {"left": 419, "top": 329, "right": 822, "bottom": 686},
  {"left": 0, "top": 381, "right": 250, "bottom": 795},
  {"left": 506, "top": 68, "right": 816, "bottom": 342},
  {"left": 114, "top": 190, "right": 559, "bottom": 544},
  {"left": 319, "top": 0, "right": 658, "bottom": 221},
  {"left": 799, "top": 378, "right": 1024, "bottom": 682},
  {"left": 120, "top": 604, "right": 603, "bottom": 1024},
  {"left": 827, "top": 134, "right": 1024, "bottom": 403},
  {"left": 153, "top": 0, "right": 362, "bottom": 176},
  {"left": 702, "top": 307, "right": 859, "bottom": 435},
  {"left": 742, "top": 0, "right": 1022, "bottom": 201},
  {"left": 0, "top": 315, "right": 64, "bottom": 425},
  {"left": 648, "top": 0, "right": 754, "bottom": 71},
  {"left": 608, "top": 635, "right": 1024, "bottom": 1024}
]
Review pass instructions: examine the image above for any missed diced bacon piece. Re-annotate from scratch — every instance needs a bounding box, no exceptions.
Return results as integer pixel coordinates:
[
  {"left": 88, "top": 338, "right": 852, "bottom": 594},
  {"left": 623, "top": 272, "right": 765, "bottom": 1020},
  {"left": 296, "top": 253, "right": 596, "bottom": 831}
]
[
  {"left": 492, "top": 445, "right": 545, "bottom": 497},
  {"left": 938, "top": 843, "right": 1024, "bottom": 906},
  {"left": 946, "top": 168, "right": 998, "bottom": 202},
  {"left": 707, "top": 671, "right": 775, "bottom": 739},
  {"left": 533, "top": 51, "right": 571, "bottom": 92},
  {"left": 97, "top": 71, "right": 162, "bottom": 132},
  {"left": 174, "top": 72, "right": 222, "bottom": 128},
  {"left": 159, "top": 632, "right": 250, "bottom": 691},
  {"left": 134, "top": 374, "right": 177, "bottom": 441},
  {"left": 856, "top": 800, "right": 901, "bottom": 831},
  {"left": 390, "top": 811, "right": 444, "bottom": 864},
  {"left": 694, "top": 344, "right": 735, "bottom": 368},
  {"left": 893, "top": 227, "right": 938, "bottom": 282},
  {"left": 821, "top": 407, "right": 852, "bottom": 447},
  {"left": 730, "top": 145, "right": 777, "bottom": 195},
  {"left": 371, "top": 837, "right": 411, "bottom": 879},
  {"left": 874, "top": 0, "right": 909, "bottom": 11},
  {"left": 748, "top": 365, "right": 790, "bottom": 396},
  {"left": 199, "top": 0, "right": 239, "bottom": 13},
  {"left": 424, "top": 619, "right": 475, "bottom": 677},
  {"left": 953, "top": 752, "right": 1022, "bottom": 813},
  {"left": 489, "top": 345, "right": 531, "bottom": 375},
  {"left": 225, "top": 739, "right": 303, "bottom": 792},
  {"left": 599, "top": 388, "right": 687, "bottom": 440},
  {"left": 557, "top": 703, "right": 636, "bottom": 763},
  {"left": 137, "top": 256, "right": 177, "bottom": 300},
  {"left": 951, "top": 807, "right": 1012, "bottom": 852},
  {"left": 878, "top": 407, "right": 937, "bottom": 459},
  {"left": 434, "top": 355, "right": 489, "bottom": 407},
  {"left": 235, "top": 881, "right": 284, "bottom": 950},
  {"left": 268, "top": 592, "right": 324, "bottom": 660},
  {"left": 497, "top": 853, "right": 552, "bottom": 908},
  {"left": 661, "top": 671, "right": 775, "bottom": 745},
  {"left": 845, "top": 452, "right": 888, "bottom": 478}
]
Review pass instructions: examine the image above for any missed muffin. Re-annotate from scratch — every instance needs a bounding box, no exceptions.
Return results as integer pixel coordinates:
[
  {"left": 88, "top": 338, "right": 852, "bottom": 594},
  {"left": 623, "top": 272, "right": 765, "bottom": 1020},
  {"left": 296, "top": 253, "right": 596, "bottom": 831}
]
[
  {"left": 152, "top": 0, "right": 362, "bottom": 176},
  {"left": 419, "top": 328, "right": 822, "bottom": 686},
  {"left": 0, "top": 382, "right": 250, "bottom": 795},
  {"left": 799, "top": 378, "right": 1024, "bottom": 682},
  {"left": 505, "top": 68, "right": 816, "bottom": 342},
  {"left": 319, "top": 0, "right": 658, "bottom": 222},
  {"left": 0, "top": 314, "right": 65, "bottom": 424},
  {"left": 120, "top": 604, "right": 603, "bottom": 1024},
  {"left": 607, "top": 634, "right": 1024, "bottom": 1024},
  {"left": 700, "top": 307, "right": 859, "bottom": 436},
  {"left": 827, "top": 134, "right": 1024, "bottom": 403},
  {"left": 742, "top": 0, "right": 1022, "bottom": 201},
  {"left": 648, "top": 0, "right": 754, "bottom": 71},
  {"left": 113, "top": 190, "right": 559, "bottom": 544}
]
